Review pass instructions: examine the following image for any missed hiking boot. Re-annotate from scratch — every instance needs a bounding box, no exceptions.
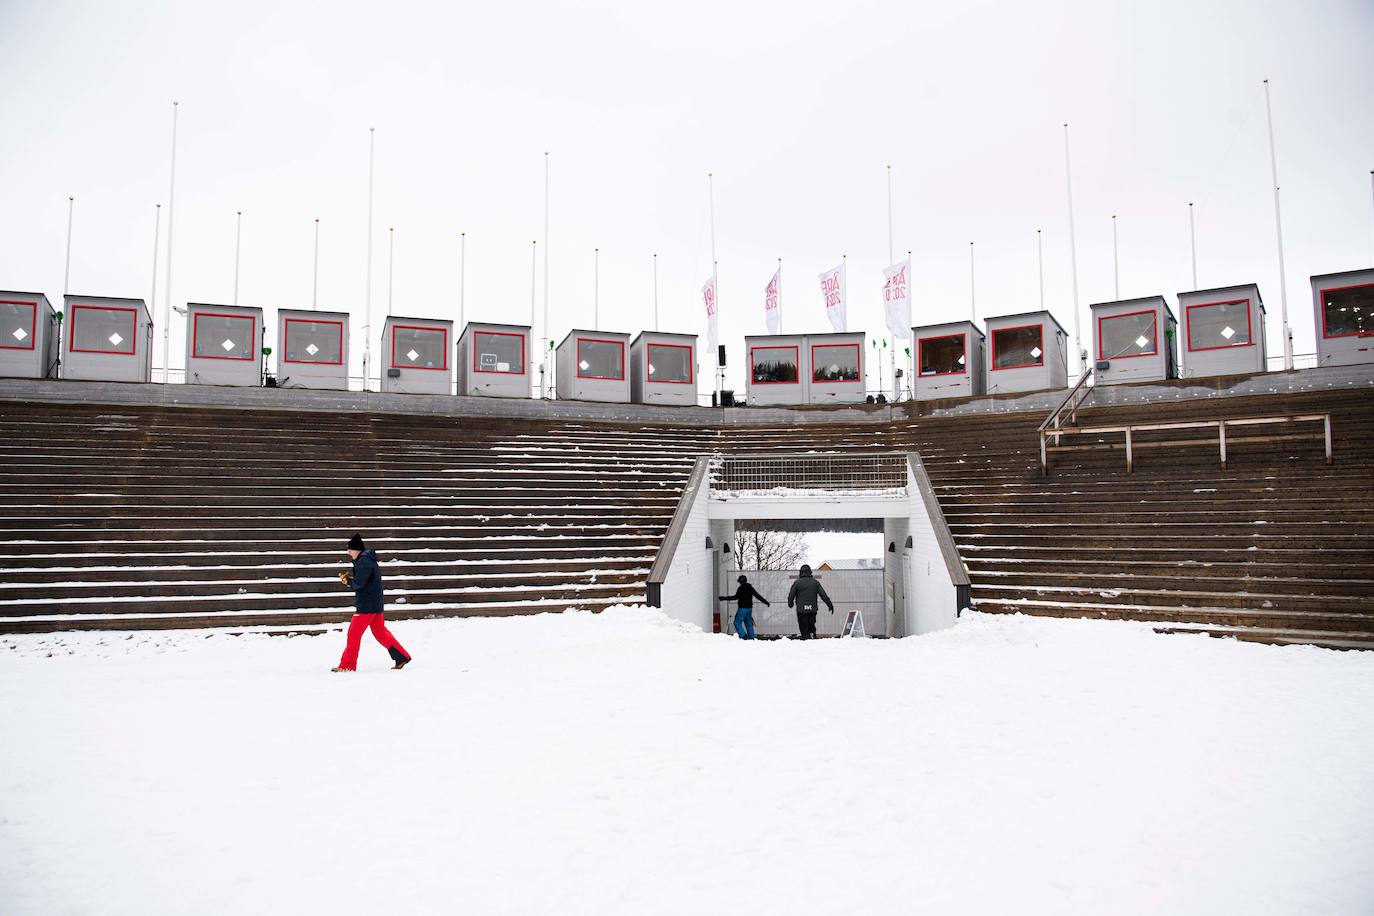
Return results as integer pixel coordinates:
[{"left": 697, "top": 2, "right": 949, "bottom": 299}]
[
  {"left": 392, "top": 658, "right": 411, "bottom": 670},
  {"left": 331, "top": 666, "right": 354, "bottom": 673}
]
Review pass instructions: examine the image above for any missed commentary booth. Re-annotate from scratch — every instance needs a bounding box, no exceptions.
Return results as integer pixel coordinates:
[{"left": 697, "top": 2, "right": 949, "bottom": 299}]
[
  {"left": 185, "top": 303, "right": 262, "bottom": 386},
  {"left": 984, "top": 310, "right": 1068, "bottom": 394},
  {"left": 383, "top": 315, "right": 452, "bottom": 395},
  {"left": 0, "top": 292, "right": 58, "bottom": 379},
  {"left": 1177, "top": 285, "right": 1267, "bottom": 378},
  {"left": 744, "top": 331, "right": 866, "bottom": 406},
  {"left": 1090, "top": 296, "right": 1178, "bottom": 386},
  {"left": 913, "top": 320, "right": 985, "bottom": 400},
  {"left": 61, "top": 295, "right": 152, "bottom": 382},
  {"left": 807, "top": 331, "right": 866, "bottom": 403},
  {"left": 277, "top": 308, "right": 348, "bottom": 389},
  {"left": 630, "top": 331, "right": 697, "bottom": 406},
  {"left": 556, "top": 330, "right": 631, "bottom": 403},
  {"left": 1311, "top": 269, "right": 1374, "bottom": 367},
  {"left": 456, "top": 321, "right": 530, "bottom": 398}
]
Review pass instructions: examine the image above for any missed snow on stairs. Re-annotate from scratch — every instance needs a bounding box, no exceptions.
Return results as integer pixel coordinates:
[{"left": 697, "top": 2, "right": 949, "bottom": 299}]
[{"left": 0, "top": 403, "right": 711, "bottom": 633}]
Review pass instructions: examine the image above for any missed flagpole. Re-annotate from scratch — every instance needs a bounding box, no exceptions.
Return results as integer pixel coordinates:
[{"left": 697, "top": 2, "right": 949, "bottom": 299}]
[
  {"left": 233, "top": 210, "right": 242, "bottom": 306},
  {"left": 163, "top": 101, "right": 179, "bottom": 385},
  {"left": 1037, "top": 229, "right": 1044, "bottom": 312},
  {"left": 1188, "top": 203, "right": 1197, "bottom": 290},
  {"left": 543, "top": 151, "right": 550, "bottom": 382},
  {"left": 1063, "top": 122, "right": 1083, "bottom": 375},
  {"left": 530, "top": 240, "right": 538, "bottom": 393},
  {"left": 459, "top": 232, "right": 466, "bottom": 330},
  {"left": 777, "top": 257, "right": 783, "bottom": 334},
  {"left": 969, "top": 242, "right": 976, "bottom": 323},
  {"left": 387, "top": 227, "right": 396, "bottom": 316},
  {"left": 1111, "top": 214, "right": 1118, "bottom": 300},
  {"left": 652, "top": 253, "right": 659, "bottom": 332},
  {"left": 312, "top": 219, "right": 320, "bottom": 310},
  {"left": 149, "top": 204, "right": 161, "bottom": 377},
  {"left": 1262, "top": 80, "right": 1293, "bottom": 370},
  {"left": 63, "top": 195, "right": 74, "bottom": 298},
  {"left": 364, "top": 127, "right": 375, "bottom": 391},
  {"left": 886, "top": 164, "right": 894, "bottom": 264},
  {"left": 708, "top": 172, "right": 719, "bottom": 401},
  {"left": 593, "top": 247, "right": 599, "bottom": 329},
  {"left": 841, "top": 253, "right": 847, "bottom": 333}
]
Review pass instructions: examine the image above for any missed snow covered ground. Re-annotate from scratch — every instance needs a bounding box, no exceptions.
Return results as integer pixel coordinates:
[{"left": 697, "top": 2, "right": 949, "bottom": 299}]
[{"left": 2, "top": 609, "right": 1372, "bottom": 916}]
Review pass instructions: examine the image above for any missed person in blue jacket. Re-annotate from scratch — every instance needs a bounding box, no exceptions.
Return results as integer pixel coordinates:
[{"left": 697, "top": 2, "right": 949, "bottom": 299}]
[
  {"left": 720, "top": 574, "right": 770, "bottom": 639},
  {"left": 332, "top": 534, "right": 412, "bottom": 671}
]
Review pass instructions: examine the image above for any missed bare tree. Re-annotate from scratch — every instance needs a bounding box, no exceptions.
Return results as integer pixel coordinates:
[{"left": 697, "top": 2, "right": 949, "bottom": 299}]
[{"left": 733, "top": 523, "right": 805, "bottom": 570}]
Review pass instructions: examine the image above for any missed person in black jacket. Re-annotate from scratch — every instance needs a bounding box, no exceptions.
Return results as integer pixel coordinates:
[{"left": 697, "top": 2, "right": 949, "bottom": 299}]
[
  {"left": 786, "top": 564, "right": 833, "bottom": 639},
  {"left": 332, "top": 533, "right": 413, "bottom": 672},
  {"left": 719, "top": 574, "right": 770, "bottom": 639}
]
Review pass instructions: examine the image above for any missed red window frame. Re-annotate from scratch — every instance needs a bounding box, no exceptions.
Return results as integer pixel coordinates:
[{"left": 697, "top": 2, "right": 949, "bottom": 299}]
[
  {"left": 1096, "top": 309, "right": 1158, "bottom": 361},
  {"left": 917, "top": 333, "right": 968, "bottom": 377},
  {"left": 389, "top": 324, "right": 448, "bottom": 371},
  {"left": 191, "top": 311, "right": 257, "bottom": 362},
  {"left": 68, "top": 303, "right": 138, "bottom": 356},
  {"left": 749, "top": 344, "right": 800, "bottom": 385},
  {"left": 811, "top": 342, "right": 862, "bottom": 383},
  {"left": 1184, "top": 299, "right": 1253, "bottom": 352},
  {"left": 0, "top": 299, "right": 37, "bottom": 351},
  {"left": 472, "top": 330, "right": 525, "bottom": 375},
  {"left": 282, "top": 317, "right": 344, "bottom": 365},
  {"left": 1319, "top": 283, "right": 1374, "bottom": 339},
  {"left": 646, "top": 342, "right": 694, "bottom": 385},
  {"left": 990, "top": 323, "right": 1044, "bottom": 371},
  {"left": 575, "top": 337, "right": 625, "bottom": 381}
]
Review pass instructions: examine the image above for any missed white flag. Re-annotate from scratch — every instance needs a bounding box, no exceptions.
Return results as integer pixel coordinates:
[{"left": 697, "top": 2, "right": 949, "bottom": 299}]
[
  {"left": 882, "top": 259, "right": 912, "bottom": 340},
  {"left": 818, "top": 262, "right": 846, "bottom": 332},
  {"left": 702, "top": 276, "right": 718, "bottom": 361},
  {"left": 764, "top": 267, "right": 781, "bottom": 335}
]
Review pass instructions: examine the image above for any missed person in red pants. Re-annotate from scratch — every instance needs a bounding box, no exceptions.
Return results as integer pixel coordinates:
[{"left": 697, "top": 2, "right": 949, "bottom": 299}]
[{"left": 332, "top": 533, "right": 412, "bottom": 672}]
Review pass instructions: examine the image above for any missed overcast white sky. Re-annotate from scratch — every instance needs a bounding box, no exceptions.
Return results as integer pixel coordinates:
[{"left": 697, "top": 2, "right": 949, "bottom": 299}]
[{"left": 2, "top": 0, "right": 1371, "bottom": 393}]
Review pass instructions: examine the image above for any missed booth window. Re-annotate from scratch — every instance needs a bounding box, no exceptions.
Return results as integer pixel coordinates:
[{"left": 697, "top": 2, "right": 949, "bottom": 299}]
[
  {"left": 193, "top": 312, "right": 255, "bottom": 361},
  {"left": 991, "top": 325, "right": 1044, "bottom": 369},
  {"left": 751, "top": 345, "right": 799, "bottom": 384},
  {"left": 392, "top": 325, "right": 447, "bottom": 371},
  {"left": 1098, "top": 310, "right": 1157, "bottom": 359},
  {"left": 1321, "top": 284, "right": 1374, "bottom": 338},
  {"left": 812, "top": 343, "right": 861, "bottom": 382},
  {"left": 283, "top": 319, "right": 343, "bottom": 365},
  {"left": 70, "top": 305, "right": 137, "bottom": 355},
  {"left": 918, "top": 334, "right": 966, "bottom": 376},
  {"left": 647, "top": 343, "right": 693, "bottom": 384},
  {"left": 0, "top": 300, "right": 36, "bottom": 350},
  {"left": 1186, "top": 300, "right": 1251, "bottom": 351},
  {"left": 473, "top": 331, "right": 524, "bottom": 374},
  {"left": 576, "top": 338, "right": 624, "bottom": 380}
]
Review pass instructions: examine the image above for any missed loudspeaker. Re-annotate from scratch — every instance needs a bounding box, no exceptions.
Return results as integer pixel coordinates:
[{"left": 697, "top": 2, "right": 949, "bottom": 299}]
[{"left": 718, "top": 345, "right": 727, "bottom": 367}]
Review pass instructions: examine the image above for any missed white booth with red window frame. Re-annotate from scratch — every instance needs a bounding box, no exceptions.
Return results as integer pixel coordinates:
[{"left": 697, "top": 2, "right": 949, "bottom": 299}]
[
  {"left": 556, "top": 329, "right": 630, "bottom": 402},
  {"left": 745, "top": 334, "right": 805, "bottom": 406},
  {"left": 456, "top": 321, "right": 530, "bottom": 398},
  {"left": 184, "top": 303, "right": 262, "bottom": 386},
  {"left": 630, "top": 331, "right": 697, "bottom": 406},
  {"left": 276, "top": 308, "right": 348, "bottom": 389},
  {"left": 984, "top": 311, "right": 1069, "bottom": 394},
  {"left": 382, "top": 315, "right": 453, "bottom": 395},
  {"left": 61, "top": 295, "right": 152, "bottom": 383},
  {"left": 0, "top": 292, "right": 58, "bottom": 379},
  {"left": 1176, "top": 285, "right": 1267, "bottom": 378},
  {"left": 912, "top": 320, "right": 985, "bottom": 400},
  {"left": 1311, "top": 269, "right": 1374, "bottom": 367},
  {"left": 1090, "top": 296, "right": 1178, "bottom": 386},
  {"left": 807, "top": 331, "right": 866, "bottom": 403}
]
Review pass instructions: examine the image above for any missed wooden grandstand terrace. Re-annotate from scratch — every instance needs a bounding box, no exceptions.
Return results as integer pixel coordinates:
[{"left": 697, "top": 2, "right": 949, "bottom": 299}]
[{"left": 0, "top": 369, "right": 1371, "bottom": 648}]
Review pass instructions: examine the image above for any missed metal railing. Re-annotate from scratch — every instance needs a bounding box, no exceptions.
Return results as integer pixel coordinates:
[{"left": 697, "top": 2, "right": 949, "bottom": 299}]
[
  {"left": 709, "top": 451, "right": 909, "bottom": 493},
  {"left": 1041, "top": 413, "right": 1333, "bottom": 474},
  {"left": 1037, "top": 367, "right": 1094, "bottom": 474},
  {"left": 644, "top": 455, "right": 710, "bottom": 608}
]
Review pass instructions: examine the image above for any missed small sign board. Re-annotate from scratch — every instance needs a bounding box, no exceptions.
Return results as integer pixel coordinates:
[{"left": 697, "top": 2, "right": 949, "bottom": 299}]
[
  {"left": 841, "top": 610, "right": 866, "bottom": 638},
  {"left": 479, "top": 352, "right": 498, "bottom": 370}
]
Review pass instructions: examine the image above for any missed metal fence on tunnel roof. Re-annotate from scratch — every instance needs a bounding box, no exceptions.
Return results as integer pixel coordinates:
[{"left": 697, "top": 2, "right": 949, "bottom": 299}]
[{"left": 709, "top": 452, "right": 908, "bottom": 493}]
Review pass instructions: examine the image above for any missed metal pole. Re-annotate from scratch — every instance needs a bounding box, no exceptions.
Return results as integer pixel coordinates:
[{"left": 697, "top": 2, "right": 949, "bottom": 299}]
[
  {"left": 1111, "top": 214, "right": 1118, "bottom": 300},
  {"left": 969, "top": 242, "right": 976, "bottom": 322},
  {"left": 1063, "top": 123, "right": 1083, "bottom": 374},
  {"left": 1369, "top": 171, "right": 1373, "bottom": 264},
  {"left": 593, "top": 247, "right": 599, "bottom": 329},
  {"left": 530, "top": 240, "right": 538, "bottom": 394},
  {"left": 886, "top": 164, "right": 894, "bottom": 264},
  {"left": 163, "top": 101, "right": 179, "bottom": 386},
  {"left": 387, "top": 227, "right": 394, "bottom": 317},
  {"left": 312, "top": 219, "right": 320, "bottom": 310},
  {"left": 652, "top": 253, "right": 659, "bottom": 332},
  {"left": 1037, "top": 229, "right": 1044, "bottom": 311},
  {"left": 1262, "top": 80, "right": 1293, "bottom": 371},
  {"left": 459, "top": 232, "right": 466, "bottom": 330},
  {"left": 777, "top": 257, "right": 783, "bottom": 335},
  {"left": 364, "top": 127, "right": 375, "bottom": 390},
  {"left": 1189, "top": 202, "right": 1197, "bottom": 290},
  {"left": 543, "top": 152, "right": 550, "bottom": 372},
  {"left": 709, "top": 172, "right": 719, "bottom": 402},
  {"left": 63, "top": 196, "right": 74, "bottom": 297},
  {"left": 233, "top": 210, "right": 242, "bottom": 306},
  {"left": 149, "top": 203, "right": 161, "bottom": 377}
]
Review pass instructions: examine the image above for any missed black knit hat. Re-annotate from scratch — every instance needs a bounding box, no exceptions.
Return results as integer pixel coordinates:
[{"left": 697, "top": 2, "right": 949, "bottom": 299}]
[
  {"left": 737, "top": 574, "right": 748, "bottom": 583},
  {"left": 347, "top": 533, "right": 365, "bottom": 551}
]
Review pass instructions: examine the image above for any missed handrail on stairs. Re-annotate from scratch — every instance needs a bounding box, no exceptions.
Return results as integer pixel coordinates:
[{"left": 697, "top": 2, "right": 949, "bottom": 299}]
[{"left": 1038, "top": 367, "right": 1094, "bottom": 475}]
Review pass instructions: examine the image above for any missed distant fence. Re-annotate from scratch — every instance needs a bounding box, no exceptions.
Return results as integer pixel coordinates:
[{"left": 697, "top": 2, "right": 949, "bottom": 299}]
[{"left": 710, "top": 451, "right": 908, "bottom": 492}]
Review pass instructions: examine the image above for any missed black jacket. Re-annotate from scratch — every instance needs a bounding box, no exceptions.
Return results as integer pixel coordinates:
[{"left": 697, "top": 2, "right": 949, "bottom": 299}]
[
  {"left": 347, "top": 549, "right": 385, "bottom": 614},
  {"left": 720, "top": 583, "right": 770, "bottom": 608},
  {"left": 787, "top": 571, "right": 833, "bottom": 613}
]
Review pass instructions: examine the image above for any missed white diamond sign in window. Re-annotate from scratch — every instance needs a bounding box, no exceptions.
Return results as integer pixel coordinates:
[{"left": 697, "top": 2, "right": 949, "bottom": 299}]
[
  {"left": 579, "top": 360, "right": 590, "bottom": 371},
  {"left": 407, "top": 349, "right": 420, "bottom": 362},
  {"left": 1030, "top": 346, "right": 1042, "bottom": 359},
  {"left": 957, "top": 354, "right": 965, "bottom": 365},
  {"left": 648, "top": 363, "right": 657, "bottom": 375},
  {"left": 1221, "top": 326, "right": 1235, "bottom": 340},
  {"left": 306, "top": 343, "right": 320, "bottom": 356},
  {"left": 108, "top": 333, "right": 124, "bottom": 347},
  {"left": 221, "top": 338, "right": 236, "bottom": 352},
  {"left": 12, "top": 328, "right": 26, "bottom": 342},
  {"left": 1135, "top": 335, "right": 1149, "bottom": 349}
]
